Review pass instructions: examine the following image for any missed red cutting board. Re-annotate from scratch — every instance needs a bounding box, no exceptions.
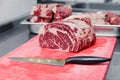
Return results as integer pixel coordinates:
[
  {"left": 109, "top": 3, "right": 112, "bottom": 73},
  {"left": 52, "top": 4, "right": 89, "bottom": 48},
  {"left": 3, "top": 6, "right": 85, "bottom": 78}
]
[{"left": 0, "top": 35, "right": 116, "bottom": 80}]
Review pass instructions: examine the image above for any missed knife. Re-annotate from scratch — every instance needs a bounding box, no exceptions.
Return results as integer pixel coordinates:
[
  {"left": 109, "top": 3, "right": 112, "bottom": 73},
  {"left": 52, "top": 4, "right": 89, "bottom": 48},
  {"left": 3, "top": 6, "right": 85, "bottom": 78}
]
[{"left": 8, "top": 56, "right": 111, "bottom": 66}]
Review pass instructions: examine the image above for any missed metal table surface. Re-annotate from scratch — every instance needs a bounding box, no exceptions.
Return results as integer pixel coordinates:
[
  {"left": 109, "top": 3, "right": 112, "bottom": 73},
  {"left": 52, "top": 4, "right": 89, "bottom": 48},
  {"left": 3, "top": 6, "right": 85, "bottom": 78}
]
[{"left": 0, "top": 20, "right": 120, "bottom": 80}]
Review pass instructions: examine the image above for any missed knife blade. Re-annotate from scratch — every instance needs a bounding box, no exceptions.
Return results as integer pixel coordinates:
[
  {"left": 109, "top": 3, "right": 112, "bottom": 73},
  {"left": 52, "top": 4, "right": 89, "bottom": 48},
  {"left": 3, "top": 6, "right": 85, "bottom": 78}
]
[{"left": 8, "top": 56, "right": 111, "bottom": 66}]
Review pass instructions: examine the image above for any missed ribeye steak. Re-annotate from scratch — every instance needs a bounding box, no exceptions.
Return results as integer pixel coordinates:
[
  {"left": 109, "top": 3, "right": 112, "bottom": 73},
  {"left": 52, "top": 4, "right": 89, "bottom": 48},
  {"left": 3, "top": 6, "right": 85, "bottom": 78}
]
[{"left": 39, "top": 20, "right": 96, "bottom": 52}]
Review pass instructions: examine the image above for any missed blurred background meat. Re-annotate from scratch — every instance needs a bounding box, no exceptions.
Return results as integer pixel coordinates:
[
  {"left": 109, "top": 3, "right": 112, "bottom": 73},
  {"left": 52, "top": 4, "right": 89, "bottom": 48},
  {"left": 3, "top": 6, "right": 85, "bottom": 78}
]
[
  {"left": 52, "top": 5, "right": 72, "bottom": 21},
  {"left": 30, "top": 3, "right": 72, "bottom": 23},
  {"left": 106, "top": 12, "right": 120, "bottom": 25}
]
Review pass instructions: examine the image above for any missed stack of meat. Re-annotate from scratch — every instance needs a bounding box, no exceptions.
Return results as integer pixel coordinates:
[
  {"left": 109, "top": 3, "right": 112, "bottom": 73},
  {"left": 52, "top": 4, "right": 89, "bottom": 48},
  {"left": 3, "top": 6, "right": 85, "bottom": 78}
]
[
  {"left": 29, "top": 3, "right": 72, "bottom": 23},
  {"left": 64, "top": 12, "right": 120, "bottom": 25},
  {"left": 39, "top": 19, "right": 96, "bottom": 52},
  {"left": 64, "top": 12, "right": 107, "bottom": 25}
]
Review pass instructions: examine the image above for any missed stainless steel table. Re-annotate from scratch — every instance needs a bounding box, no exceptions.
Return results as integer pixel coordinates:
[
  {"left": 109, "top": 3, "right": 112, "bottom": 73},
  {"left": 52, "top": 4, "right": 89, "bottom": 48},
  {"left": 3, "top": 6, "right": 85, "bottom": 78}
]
[{"left": 0, "top": 19, "right": 120, "bottom": 80}]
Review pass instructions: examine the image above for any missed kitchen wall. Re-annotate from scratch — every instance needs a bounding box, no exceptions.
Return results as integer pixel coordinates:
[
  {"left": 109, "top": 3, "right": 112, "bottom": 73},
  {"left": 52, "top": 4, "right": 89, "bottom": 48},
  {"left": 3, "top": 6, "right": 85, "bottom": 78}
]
[{"left": 0, "top": 0, "right": 37, "bottom": 26}]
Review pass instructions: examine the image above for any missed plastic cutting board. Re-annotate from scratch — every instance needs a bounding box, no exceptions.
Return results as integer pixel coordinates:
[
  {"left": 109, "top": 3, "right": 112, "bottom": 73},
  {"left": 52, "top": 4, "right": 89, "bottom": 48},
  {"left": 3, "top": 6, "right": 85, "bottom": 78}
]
[{"left": 0, "top": 35, "right": 116, "bottom": 80}]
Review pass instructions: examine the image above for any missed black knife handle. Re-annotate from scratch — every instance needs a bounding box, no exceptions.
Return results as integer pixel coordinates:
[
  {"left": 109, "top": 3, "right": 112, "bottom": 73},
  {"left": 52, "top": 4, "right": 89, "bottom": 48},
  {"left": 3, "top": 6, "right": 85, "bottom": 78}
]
[{"left": 65, "top": 56, "right": 111, "bottom": 64}]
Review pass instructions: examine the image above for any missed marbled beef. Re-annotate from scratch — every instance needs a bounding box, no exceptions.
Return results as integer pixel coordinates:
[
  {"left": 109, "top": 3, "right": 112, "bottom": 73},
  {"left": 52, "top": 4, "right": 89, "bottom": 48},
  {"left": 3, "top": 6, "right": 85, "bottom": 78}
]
[
  {"left": 31, "top": 3, "right": 62, "bottom": 18},
  {"left": 105, "top": 12, "right": 120, "bottom": 25},
  {"left": 52, "top": 5, "right": 72, "bottom": 21},
  {"left": 27, "top": 16, "right": 52, "bottom": 23},
  {"left": 39, "top": 20, "right": 96, "bottom": 52},
  {"left": 30, "top": 3, "right": 72, "bottom": 23},
  {"left": 64, "top": 12, "right": 109, "bottom": 25}
]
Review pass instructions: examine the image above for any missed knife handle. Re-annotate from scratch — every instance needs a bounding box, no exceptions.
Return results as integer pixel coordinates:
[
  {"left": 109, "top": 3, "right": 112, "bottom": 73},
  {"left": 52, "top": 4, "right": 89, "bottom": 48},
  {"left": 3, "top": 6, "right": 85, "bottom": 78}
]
[{"left": 65, "top": 56, "right": 111, "bottom": 64}]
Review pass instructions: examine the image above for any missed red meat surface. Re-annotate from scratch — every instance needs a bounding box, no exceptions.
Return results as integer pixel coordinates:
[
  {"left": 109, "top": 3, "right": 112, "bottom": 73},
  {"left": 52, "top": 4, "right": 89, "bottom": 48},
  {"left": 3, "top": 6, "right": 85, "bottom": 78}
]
[
  {"left": 64, "top": 13, "right": 92, "bottom": 26},
  {"left": 31, "top": 3, "right": 62, "bottom": 18},
  {"left": 28, "top": 16, "right": 52, "bottom": 23},
  {"left": 64, "top": 12, "right": 109, "bottom": 25},
  {"left": 30, "top": 4, "right": 72, "bottom": 22},
  {"left": 106, "top": 12, "right": 120, "bottom": 25},
  {"left": 52, "top": 5, "right": 72, "bottom": 21},
  {"left": 39, "top": 20, "right": 96, "bottom": 52}
]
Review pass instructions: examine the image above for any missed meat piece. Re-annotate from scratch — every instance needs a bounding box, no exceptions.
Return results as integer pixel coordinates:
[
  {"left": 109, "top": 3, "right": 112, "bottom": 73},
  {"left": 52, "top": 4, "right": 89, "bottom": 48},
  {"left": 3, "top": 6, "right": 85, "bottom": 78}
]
[
  {"left": 31, "top": 4, "right": 53, "bottom": 18},
  {"left": 39, "top": 20, "right": 96, "bottom": 52},
  {"left": 30, "top": 3, "right": 72, "bottom": 23},
  {"left": 65, "top": 12, "right": 109, "bottom": 25},
  {"left": 105, "top": 12, "right": 120, "bottom": 25},
  {"left": 31, "top": 3, "right": 63, "bottom": 17},
  {"left": 28, "top": 16, "right": 52, "bottom": 23},
  {"left": 52, "top": 5, "right": 72, "bottom": 21},
  {"left": 64, "top": 14, "right": 91, "bottom": 26},
  {"left": 88, "top": 12, "right": 109, "bottom": 25},
  {"left": 46, "top": 3, "right": 63, "bottom": 9}
]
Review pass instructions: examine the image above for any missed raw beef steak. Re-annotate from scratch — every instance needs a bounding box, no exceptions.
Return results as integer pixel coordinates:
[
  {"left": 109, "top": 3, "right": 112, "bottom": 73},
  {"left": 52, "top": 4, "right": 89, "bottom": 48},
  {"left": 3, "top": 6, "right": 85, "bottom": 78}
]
[
  {"left": 28, "top": 16, "right": 52, "bottom": 23},
  {"left": 105, "top": 12, "right": 120, "bottom": 25},
  {"left": 31, "top": 3, "right": 62, "bottom": 18},
  {"left": 64, "top": 13, "right": 92, "bottom": 25},
  {"left": 65, "top": 12, "right": 109, "bottom": 25},
  {"left": 30, "top": 3, "right": 72, "bottom": 23},
  {"left": 66, "top": 12, "right": 120, "bottom": 25},
  {"left": 52, "top": 5, "right": 72, "bottom": 21},
  {"left": 39, "top": 20, "right": 96, "bottom": 52}
]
